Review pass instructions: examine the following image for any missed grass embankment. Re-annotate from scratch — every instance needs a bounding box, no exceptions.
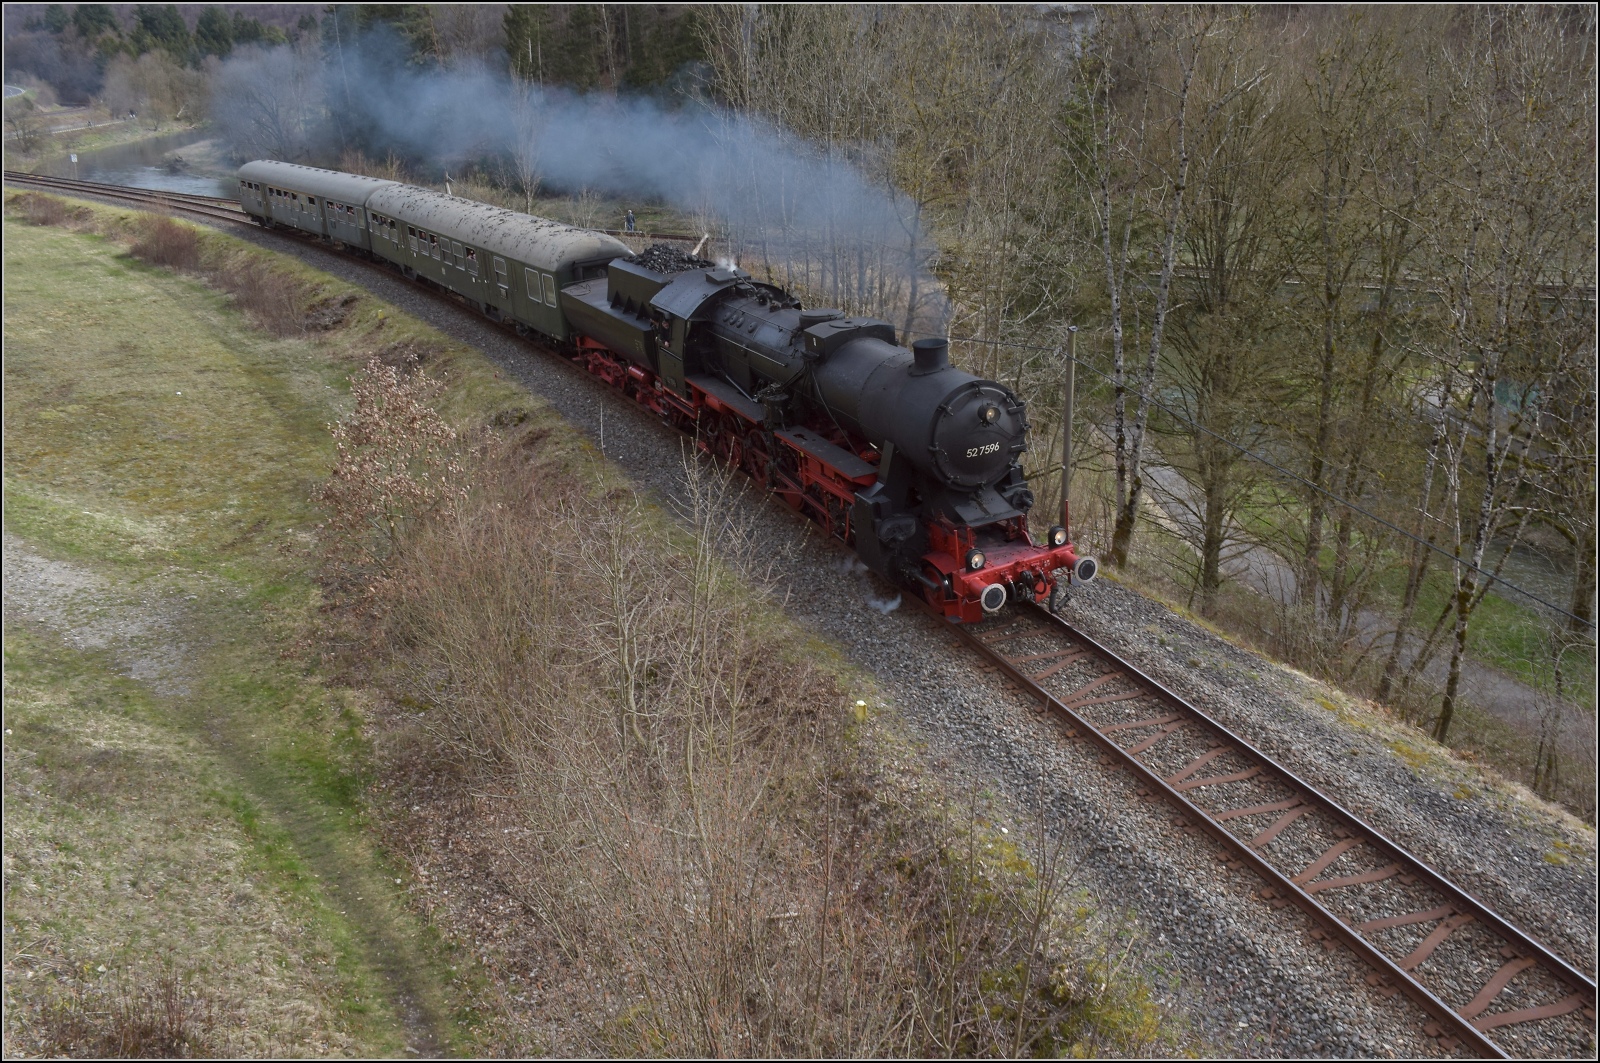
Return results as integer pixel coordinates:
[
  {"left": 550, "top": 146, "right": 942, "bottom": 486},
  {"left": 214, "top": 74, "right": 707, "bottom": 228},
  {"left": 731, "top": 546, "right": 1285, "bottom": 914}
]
[
  {"left": 4, "top": 196, "right": 1176, "bottom": 1056},
  {"left": 2, "top": 199, "right": 519, "bottom": 1055}
]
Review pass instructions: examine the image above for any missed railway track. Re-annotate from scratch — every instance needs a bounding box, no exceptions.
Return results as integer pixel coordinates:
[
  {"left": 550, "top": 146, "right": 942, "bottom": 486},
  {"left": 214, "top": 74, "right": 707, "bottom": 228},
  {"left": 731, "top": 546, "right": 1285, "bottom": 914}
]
[
  {"left": 4, "top": 171, "right": 707, "bottom": 243},
  {"left": 941, "top": 600, "right": 1594, "bottom": 1058},
  {"left": 4, "top": 170, "right": 247, "bottom": 225},
  {"left": 9, "top": 169, "right": 1593, "bottom": 1057}
]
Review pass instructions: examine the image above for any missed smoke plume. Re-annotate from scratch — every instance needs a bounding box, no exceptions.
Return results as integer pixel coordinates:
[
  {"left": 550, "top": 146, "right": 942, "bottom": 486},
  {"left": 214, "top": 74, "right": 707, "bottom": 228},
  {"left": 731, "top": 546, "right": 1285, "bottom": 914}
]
[{"left": 220, "top": 28, "right": 947, "bottom": 331}]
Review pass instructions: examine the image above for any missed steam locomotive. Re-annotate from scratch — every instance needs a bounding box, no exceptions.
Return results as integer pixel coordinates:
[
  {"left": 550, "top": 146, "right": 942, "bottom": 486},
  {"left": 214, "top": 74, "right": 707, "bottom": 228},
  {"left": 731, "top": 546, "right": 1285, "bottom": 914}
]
[{"left": 237, "top": 160, "right": 1096, "bottom": 622}]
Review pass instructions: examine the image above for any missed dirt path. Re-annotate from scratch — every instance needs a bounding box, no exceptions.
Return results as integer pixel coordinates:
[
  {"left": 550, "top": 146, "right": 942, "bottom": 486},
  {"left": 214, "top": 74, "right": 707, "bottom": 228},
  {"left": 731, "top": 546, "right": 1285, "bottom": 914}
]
[{"left": 3, "top": 531, "right": 449, "bottom": 1056}]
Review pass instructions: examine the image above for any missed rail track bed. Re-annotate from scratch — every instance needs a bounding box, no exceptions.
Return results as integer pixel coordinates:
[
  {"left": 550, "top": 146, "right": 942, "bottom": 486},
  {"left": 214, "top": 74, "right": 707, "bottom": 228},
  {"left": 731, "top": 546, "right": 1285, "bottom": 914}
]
[
  {"left": 945, "top": 600, "right": 1594, "bottom": 1057},
  {"left": 5, "top": 170, "right": 246, "bottom": 224},
  {"left": 8, "top": 170, "right": 1592, "bottom": 1057}
]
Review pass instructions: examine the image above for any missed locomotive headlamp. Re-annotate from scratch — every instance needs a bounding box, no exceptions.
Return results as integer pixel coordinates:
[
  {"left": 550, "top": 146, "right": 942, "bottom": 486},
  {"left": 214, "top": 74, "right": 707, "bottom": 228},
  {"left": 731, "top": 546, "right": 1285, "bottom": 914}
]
[
  {"left": 981, "top": 404, "right": 999, "bottom": 424},
  {"left": 965, "top": 548, "right": 986, "bottom": 571},
  {"left": 1048, "top": 525, "right": 1068, "bottom": 548}
]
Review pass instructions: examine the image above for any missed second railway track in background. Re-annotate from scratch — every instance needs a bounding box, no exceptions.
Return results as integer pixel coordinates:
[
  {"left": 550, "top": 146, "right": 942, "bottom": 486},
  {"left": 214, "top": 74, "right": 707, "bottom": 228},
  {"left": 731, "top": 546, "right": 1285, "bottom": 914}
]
[
  {"left": 3, "top": 171, "right": 705, "bottom": 243},
  {"left": 8, "top": 170, "right": 1593, "bottom": 1058},
  {"left": 5, "top": 170, "right": 248, "bottom": 225},
  {"left": 942, "top": 600, "right": 1594, "bottom": 1058}
]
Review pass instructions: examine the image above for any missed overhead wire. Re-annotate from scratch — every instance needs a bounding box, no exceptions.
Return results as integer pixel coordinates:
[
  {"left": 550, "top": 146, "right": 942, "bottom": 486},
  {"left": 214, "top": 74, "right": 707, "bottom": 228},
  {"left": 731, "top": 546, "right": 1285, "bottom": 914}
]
[{"left": 900, "top": 326, "right": 1592, "bottom": 630}]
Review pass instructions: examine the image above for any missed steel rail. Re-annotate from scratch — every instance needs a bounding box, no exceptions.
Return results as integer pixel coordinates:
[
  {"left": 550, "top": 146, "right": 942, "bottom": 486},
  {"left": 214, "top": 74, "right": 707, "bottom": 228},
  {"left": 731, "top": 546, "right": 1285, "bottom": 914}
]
[
  {"left": 928, "top": 598, "right": 1594, "bottom": 1057},
  {"left": 5, "top": 170, "right": 248, "bottom": 224}
]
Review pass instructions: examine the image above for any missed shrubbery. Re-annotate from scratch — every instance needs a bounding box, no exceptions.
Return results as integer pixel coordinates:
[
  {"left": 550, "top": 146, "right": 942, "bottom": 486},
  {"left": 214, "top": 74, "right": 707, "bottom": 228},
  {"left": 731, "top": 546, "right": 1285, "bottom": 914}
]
[{"left": 313, "top": 363, "right": 1167, "bottom": 1054}]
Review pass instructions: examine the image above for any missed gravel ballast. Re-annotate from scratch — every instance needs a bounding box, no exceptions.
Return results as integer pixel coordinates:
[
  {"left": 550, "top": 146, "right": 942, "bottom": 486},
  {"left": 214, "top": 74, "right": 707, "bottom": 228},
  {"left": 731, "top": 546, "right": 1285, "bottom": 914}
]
[{"left": 163, "top": 214, "right": 1599, "bottom": 1057}]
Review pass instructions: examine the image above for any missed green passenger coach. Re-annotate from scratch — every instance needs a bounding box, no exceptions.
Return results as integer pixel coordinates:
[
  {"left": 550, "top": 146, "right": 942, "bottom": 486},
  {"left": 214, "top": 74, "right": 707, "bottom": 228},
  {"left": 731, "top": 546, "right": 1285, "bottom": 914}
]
[
  {"left": 237, "top": 160, "right": 398, "bottom": 249},
  {"left": 236, "top": 160, "right": 630, "bottom": 342},
  {"left": 362, "top": 183, "right": 630, "bottom": 338}
]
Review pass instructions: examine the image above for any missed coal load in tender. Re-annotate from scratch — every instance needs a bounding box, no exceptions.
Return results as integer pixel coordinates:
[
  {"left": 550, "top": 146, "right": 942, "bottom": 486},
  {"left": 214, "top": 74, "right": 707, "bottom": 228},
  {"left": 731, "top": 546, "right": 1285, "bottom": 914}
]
[{"left": 631, "top": 243, "right": 714, "bottom": 274}]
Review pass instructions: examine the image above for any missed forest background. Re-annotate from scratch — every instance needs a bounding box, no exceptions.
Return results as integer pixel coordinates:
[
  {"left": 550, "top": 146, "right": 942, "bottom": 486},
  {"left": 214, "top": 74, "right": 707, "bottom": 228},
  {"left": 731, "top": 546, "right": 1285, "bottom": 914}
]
[{"left": 5, "top": 2, "right": 1596, "bottom": 817}]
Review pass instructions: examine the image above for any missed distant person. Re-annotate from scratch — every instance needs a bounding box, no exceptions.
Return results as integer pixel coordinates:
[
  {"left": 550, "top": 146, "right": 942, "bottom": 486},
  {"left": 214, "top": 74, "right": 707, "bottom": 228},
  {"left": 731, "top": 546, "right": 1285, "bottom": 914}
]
[{"left": 625, "top": 209, "right": 636, "bottom": 233}]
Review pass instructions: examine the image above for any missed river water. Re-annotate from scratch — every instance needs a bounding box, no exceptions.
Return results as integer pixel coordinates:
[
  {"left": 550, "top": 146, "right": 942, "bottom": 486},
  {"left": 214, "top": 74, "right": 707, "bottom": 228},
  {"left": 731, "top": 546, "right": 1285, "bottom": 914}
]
[{"left": 34, "top": 129, "right": 234, "bottom": 198}]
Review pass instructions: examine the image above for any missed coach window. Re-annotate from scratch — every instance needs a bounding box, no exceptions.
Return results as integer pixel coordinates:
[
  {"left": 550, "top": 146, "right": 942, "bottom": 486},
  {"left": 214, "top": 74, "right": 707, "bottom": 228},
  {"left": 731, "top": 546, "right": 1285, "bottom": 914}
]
[
  {"left": 465, "top": 248, "right": 478, "bottom": 274},
  {"left": 431, "top": 235, "right": 441, "bottom": 260},
  {"left": 524, "top": 267, "right": 542, "bottom": 302},
  {"left": 408, "top": 226, "right": 417, "bottom": 251},
  {"left": 543, "top": 274, "right": 557, "bottom": 307},
  {"left": 452, "top": 240, "right": 463, "bottom": 266}
]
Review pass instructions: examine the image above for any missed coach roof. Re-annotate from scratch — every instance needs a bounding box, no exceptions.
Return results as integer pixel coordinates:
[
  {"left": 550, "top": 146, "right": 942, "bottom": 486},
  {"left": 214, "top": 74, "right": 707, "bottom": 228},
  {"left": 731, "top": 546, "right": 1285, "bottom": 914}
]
[
  {"left": 238, "top": 160, "right": 399, "bottom": 203},
  {"left": 365, "top": 184, "right": 632, "bottom": 273}
]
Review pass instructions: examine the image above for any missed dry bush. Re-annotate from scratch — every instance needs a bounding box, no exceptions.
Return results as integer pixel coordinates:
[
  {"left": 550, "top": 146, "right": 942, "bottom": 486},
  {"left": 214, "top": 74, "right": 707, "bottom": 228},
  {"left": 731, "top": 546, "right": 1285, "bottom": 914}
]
[
  {"left": 10, "top": 191, "right": 72, "bottom": 226},
  {"left": 315, "top": 355, "right": 466, "bottom": 602},
  {"left": 128, "top": 215, "right": 201, "bottom": 272},
  {"left": 337, "top": 149, "right": 412, "bottom": 184},
  {"left": 16, "top": 964, "right": 235, "bottom": 1059},
  {"left": 206, "top": 254, "right": 314, "bottom": 338},
  {"left": 362, "top": 440, "right": 1163, "bottom": 1056}
]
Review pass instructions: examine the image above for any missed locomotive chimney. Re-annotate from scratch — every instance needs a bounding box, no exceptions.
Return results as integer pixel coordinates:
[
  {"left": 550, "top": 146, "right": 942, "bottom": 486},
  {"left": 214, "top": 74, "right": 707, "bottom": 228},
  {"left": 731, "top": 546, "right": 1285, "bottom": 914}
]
[{"left": 911, "top": 337, "right": 949, "bottom": 375}]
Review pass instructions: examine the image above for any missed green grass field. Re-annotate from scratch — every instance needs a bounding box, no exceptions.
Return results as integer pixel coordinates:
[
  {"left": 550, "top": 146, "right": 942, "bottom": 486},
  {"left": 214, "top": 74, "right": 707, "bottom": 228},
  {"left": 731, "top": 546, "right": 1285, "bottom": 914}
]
[{"left": 1, "top": 210, "right": 516, "bottom": 1056}]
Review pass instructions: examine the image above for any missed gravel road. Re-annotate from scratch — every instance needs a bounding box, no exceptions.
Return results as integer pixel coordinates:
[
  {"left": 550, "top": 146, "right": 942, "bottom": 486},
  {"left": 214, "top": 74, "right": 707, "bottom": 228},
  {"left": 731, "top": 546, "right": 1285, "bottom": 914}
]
[{"left": 109, "top": 214, "right": 1600, "bottom": 1058}]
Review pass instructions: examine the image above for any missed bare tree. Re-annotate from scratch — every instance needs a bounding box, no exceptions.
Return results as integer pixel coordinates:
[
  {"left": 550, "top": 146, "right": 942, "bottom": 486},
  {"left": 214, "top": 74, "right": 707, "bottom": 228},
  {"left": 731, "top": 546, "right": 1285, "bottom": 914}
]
[
  {"left": 4, "top": 96, "right": 47, "bottom": 153},
  {"left": 1067, "top": 8, "right": 1225, "bottom": 571},
  {"left": 506, "top": 76, "right": 545, "bottom": 213},
  {"left": 1156, "top": 13, "right": 1295, "bottom": 612},
  {"left": 208, "top": 42, "right": 325, "bottom": 161},
  {"left": 1405, "top": 8, "right": 1596, "bottom": 742}
]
